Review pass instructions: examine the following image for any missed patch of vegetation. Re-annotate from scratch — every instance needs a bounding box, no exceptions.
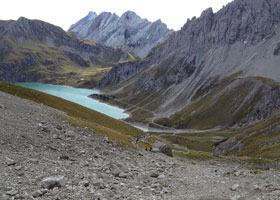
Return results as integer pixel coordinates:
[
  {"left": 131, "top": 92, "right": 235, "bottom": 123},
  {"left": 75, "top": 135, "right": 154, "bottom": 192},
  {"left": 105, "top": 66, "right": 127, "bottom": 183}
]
[
  {"left": 226, "top": 115, "right": 280, "bottom": 160},
  {"left": 138, "top": 141, "right": 152, "bottom": 150},
  {"left": 125, "top": 109, "right": 154, "bottom": 124},
  {"left": 173, "top": 150, "right": 213, "bottom": 161},
  {"left": 161, "top": 135, "right": 216, "bottom": 152}
]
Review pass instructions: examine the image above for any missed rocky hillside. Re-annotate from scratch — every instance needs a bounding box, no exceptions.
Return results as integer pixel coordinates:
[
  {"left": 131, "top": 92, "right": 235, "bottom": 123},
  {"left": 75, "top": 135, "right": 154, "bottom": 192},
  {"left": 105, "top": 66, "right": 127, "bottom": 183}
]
[
  {"left": 99, "top": 0, "right": 280, "bottom": 129},
  {"left": 0, "top": 17, "right": 132, "bottom": 87},
  {"left": 69, "top": 11, "right": 173, "bottom": 58},
  {"left": 1, "top": 85, "right": 280, "bottom": 200}
]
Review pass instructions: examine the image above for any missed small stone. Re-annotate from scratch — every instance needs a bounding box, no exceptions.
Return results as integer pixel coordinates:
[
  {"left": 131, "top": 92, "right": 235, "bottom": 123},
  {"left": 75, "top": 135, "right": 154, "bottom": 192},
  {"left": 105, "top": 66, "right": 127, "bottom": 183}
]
[
  {"left": 118, "top": 172, "right": 128, "bottom": 178},
  {"left": 231, "top": 195, "right": 241, "bottom": 200},
  {"left": 103, "top": 137, "right": 109, "bottom": 143},
  {"left": 52, "top": 134, "right": 60, "bottom": 139},
  {"left": 2, "top": 187, "right": 13, "bottom": 192},
  {"left": 41, "top": 175, "right": 65, "bottom": 190},
  {"left": 234, "top": 171, "right": 241, "bottom": 177},
  {"left": 24, "top": 194, "right": 35, "bottom": 200},
  {"left": 231, "top": 184, "right": 240, "bottom": 191},
  {"left": 112, "top": 169, "right": 121, "bottom": 177},
  {"left": 149, "top": 170, "right": 159, "bottom": 178},
  {"left": 1, "top": 194, "right": 9, "bottom": 200},
  {"left": 6, "top": 158, "right": 16, "bottom": 166},
  {"left": 254, "top": 185, "right": 261, "bottom": 191},
  {"left": 28, "top": 159, "right": 39, "bottom": 164},
  {"left": 151, "top": 183, "right": 160, "bottom": 188},
  {"left": 92, "top": 182, "right": 106, "bottom": 189},
  {"left": 6, "top": 189, "right": 19, "bottom": 196},
  {"left": 15, "top": 166, "right": 22, "bottom": 171},
  {"left": 0, "top": 104, "right": 5, "bottom": 109},
  {"left": 52, "top": 187, "right": 60, "bottom": 195},
  {"left": 158, "top": 174, "right": 166, "bottom": 178},
  {"left": 79, "top": 180, "right": 90, "bottom": 187},
  {"left": 59, "top": 155, "right": 69, "bottom": 160},
  {"left": 92, "top": 194, "right": 104, "bottom": 200},
  {"left": 41, "top": 126, "right": 50, "bottom": 132},
  {"left": 55, "top": 125, "right": 63, "bottom": 130},
  {"left": 32, "top": 189, "right": 48, "bottom": 198},
  {"left": 16, "top": 172, "right": 25, "bottom": 176}
]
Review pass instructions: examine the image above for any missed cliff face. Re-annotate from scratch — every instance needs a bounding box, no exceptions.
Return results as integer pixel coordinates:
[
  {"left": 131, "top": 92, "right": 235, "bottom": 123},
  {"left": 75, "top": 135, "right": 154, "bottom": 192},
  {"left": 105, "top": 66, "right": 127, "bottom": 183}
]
[
  {"left": 69, "top": 11, "right": 173, "bottom": 58},
  {"left": 0, "top": 17, "right": 130, "bottom": 86},
  {"left": 99, "top": 0, "right": 280, "bottom": 129}
]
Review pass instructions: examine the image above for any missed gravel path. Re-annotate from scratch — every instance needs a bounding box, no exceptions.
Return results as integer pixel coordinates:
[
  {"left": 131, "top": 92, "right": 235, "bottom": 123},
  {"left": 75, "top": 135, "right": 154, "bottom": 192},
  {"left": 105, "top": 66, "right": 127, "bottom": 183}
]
[{"left": 0, "top": 91, "right": 279, "bottom": 200}]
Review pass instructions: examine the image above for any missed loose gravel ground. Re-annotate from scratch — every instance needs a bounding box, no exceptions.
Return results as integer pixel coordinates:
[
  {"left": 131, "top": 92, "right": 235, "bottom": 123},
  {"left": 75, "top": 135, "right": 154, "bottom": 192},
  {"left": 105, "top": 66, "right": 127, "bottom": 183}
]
[{"left": 0, "top": 91, "right": 280, "bottom": 200}]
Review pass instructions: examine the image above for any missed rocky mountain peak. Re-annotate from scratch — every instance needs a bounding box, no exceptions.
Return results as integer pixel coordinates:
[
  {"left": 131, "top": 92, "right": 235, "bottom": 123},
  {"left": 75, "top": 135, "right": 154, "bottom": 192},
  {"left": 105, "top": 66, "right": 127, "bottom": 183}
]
[
  {"left": 69, "top": 11, "right": 97, "bottom": 31},
  {"left": 200, "top": 7, "right": 214, "bottom": 18},
  {"left": 120, "top": 11, "right": 139, "bottom": 20},
  {"left": 68, "top": 11, "right": 173, "bottom": 58},
  {"left": 88, "top": 11, "right": 97, "bottom": 17},
  {"left": 17, "top": 16, "right": 29, "bottom": 23}
]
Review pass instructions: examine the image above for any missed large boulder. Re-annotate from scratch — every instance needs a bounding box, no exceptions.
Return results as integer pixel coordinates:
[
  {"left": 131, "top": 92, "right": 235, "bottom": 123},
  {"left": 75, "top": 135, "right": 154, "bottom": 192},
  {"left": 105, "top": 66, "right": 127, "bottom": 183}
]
[{"left": 151, "top": 142, "right": 173, "bottom": 157}]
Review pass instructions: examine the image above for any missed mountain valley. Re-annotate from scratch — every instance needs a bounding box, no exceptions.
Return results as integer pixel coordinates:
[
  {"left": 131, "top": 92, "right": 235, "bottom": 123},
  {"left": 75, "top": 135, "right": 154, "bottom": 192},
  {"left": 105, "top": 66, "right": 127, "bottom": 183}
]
[{"left": 0, "top": 0, "right": 280, "bottom": 199}]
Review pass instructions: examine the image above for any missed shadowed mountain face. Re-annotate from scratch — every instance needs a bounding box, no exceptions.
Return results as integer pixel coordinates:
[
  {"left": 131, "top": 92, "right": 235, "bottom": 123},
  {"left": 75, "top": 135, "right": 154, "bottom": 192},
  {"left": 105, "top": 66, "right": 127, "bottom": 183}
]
[
  {"left": 0, "top": 17, "right": 131, "bottom": 87},
  {"left": 98, "top": 0, "right": 280, "bottom": 130},
  {"left": 68, "top": 11, "right": 173, "bottom": 58}
]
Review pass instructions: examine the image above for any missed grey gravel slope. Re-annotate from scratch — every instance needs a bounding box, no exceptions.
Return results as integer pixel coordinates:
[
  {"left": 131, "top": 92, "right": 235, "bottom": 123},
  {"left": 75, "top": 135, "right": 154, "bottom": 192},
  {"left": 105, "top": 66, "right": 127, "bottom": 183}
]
[{"left": 1, "top": 91, "right": 280, "bottom": 199}]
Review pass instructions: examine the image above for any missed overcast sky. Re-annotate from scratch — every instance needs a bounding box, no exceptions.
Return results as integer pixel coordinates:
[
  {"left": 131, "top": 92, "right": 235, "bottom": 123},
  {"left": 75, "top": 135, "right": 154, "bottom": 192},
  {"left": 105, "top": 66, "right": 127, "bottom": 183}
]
[{"left": 1, "top": 0, "right": 233, "bottom": 31}]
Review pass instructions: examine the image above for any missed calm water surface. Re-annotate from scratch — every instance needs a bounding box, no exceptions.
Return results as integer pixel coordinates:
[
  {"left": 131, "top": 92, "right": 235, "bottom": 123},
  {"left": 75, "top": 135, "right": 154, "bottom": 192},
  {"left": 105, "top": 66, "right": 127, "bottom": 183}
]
[{"left": 16, "top": 83, "right": 129, "bottom": 119}]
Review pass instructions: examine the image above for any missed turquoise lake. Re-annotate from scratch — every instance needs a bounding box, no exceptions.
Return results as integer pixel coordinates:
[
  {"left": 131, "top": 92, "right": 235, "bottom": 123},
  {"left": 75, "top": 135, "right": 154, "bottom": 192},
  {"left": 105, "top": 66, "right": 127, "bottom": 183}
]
[{"left": 16, "top": 83, "right": 129, "bottom": 119}]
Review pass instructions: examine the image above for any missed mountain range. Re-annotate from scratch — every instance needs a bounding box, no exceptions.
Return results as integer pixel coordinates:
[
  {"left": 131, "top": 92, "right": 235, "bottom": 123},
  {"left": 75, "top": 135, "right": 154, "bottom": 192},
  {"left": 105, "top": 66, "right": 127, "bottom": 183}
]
[{"left": 69, "top": 11, "right": 173, "bottom": 58}]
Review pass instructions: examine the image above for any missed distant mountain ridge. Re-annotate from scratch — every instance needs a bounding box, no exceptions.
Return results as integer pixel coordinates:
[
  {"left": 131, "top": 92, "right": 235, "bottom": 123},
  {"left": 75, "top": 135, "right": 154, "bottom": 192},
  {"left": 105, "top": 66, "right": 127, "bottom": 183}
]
[
  {"left": 0, "top": 17, "right": 131, "bottom": 86},
  {"left": 68, "top": 11, "right": 173, "bottom": 58}
]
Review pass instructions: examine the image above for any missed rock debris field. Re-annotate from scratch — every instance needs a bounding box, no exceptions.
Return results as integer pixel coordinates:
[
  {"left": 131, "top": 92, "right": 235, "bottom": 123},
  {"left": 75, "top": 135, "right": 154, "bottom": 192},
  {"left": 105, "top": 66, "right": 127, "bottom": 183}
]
[{"left": 0, "top": 91, "right": 280, "bottom": 200}]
